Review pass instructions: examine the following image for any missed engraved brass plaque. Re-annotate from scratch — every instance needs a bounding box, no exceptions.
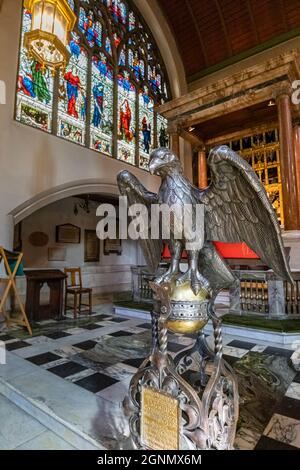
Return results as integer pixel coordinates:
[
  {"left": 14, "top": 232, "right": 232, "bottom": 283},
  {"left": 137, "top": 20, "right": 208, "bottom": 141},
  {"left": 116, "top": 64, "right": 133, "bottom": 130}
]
[{"left": 141, "top": 386, "right": 180, "bottom": 450}]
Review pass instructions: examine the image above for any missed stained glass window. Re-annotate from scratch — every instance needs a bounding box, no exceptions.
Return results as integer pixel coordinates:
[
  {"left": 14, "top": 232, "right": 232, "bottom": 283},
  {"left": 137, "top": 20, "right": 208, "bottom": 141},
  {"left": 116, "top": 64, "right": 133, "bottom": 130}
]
[{"left": 16, "top": 0, "right": 170, "bottom": 170}]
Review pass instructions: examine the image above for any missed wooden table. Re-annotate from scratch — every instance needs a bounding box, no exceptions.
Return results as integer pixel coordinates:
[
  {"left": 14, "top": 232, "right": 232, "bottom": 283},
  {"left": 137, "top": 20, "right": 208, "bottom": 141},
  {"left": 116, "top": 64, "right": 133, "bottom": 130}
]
[{"left": 24, "top": 269, "right": 67, "bottom": 322}]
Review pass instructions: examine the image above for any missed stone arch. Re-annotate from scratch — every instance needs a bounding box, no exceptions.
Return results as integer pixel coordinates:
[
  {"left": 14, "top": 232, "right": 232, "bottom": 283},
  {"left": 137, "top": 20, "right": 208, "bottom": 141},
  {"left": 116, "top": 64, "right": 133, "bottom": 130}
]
[{"left": 9, "top": 179, "right": 120, "bottom": 225}]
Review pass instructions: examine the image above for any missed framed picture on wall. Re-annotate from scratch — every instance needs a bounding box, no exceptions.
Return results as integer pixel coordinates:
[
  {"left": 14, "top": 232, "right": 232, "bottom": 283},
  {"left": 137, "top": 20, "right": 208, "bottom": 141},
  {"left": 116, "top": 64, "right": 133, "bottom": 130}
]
[
  {"left": 103, "top": 220, "right": 122, "bottom": 255},
  {"left": 56, "top": 224, "right": 81, "bottom": 244},
  {"left": 84, "top": 230, "right": 100, "bottom": 262}
]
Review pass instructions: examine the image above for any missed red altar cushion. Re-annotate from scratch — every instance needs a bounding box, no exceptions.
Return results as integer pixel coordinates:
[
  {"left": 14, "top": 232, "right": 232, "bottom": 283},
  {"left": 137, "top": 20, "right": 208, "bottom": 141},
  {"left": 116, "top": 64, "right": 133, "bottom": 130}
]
[
  {"left": 213, "top": 242, "right": 259, "bottom": 259},
  {"left": 162, "top": 242, "right": 259, "bottom": 260}
]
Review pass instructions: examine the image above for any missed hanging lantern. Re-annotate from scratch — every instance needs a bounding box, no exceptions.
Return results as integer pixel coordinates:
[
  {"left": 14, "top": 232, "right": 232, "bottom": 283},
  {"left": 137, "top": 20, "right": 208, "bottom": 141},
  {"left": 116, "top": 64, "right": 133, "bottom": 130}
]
[{"left": 23, "top": 0, "right": 76, "bottom": 73}]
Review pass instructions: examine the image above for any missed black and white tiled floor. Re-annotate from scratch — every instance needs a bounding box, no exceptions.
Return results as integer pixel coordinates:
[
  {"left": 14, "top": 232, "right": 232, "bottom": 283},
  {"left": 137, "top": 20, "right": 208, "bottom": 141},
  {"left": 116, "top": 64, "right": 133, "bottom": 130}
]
[{"left": 1, "top": 308, "right": 300, "bottom": 450}]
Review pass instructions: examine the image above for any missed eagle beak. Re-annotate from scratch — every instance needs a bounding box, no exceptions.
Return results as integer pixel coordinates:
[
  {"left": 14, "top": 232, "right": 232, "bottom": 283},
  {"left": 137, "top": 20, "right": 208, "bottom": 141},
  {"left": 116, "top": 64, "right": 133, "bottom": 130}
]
[{"left": 149, "top": 161, "right": 156, "bottom": 175}]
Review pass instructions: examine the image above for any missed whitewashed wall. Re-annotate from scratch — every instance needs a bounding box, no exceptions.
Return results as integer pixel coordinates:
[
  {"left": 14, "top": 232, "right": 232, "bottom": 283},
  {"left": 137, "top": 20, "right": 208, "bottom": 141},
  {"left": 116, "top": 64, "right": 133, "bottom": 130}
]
[{"left": 18, "top": 196, "right": 141, "bottom": 293}]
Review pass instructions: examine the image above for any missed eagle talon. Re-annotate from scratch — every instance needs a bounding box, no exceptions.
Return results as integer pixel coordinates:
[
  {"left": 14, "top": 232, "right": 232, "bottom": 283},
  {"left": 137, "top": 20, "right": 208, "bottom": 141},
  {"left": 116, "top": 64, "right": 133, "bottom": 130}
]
[
  {"left": 176, "top": 270, "right": 190, "bottom": 286},
  {"left": 154, "top": 270, "right": 179, "bottom": 286},
  {"left": 176, "top": 269, "right": 210, "bottom": 295},
  {"left": 191, "top": 282, "right": 201, "bottom": 296}
]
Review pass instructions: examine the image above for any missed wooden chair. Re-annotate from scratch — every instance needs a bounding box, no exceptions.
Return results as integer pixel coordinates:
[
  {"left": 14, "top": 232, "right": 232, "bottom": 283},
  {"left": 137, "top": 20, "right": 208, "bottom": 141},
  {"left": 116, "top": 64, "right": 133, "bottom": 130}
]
[
  {"left": 0, "top": 247, "right": 32, "bottom": 335},
  {"left": 64, "top": 267, "right": 92, "bottom": 318}
]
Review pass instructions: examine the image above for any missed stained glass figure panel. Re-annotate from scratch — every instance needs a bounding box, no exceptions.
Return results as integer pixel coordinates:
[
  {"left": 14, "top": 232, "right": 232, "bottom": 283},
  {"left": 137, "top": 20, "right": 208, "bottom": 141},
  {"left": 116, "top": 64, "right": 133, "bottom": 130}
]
[
  {"left": 129, "top": 11, "right": 136, "bottom": 31},
  {"left": 129, "top": 51, "right": 144, "bottom": 81},
  {"left": 106, "top": 0, "right": 127, "bottom": 24},
  {"left": 105, "top": 37, "right": 112, "bottom": 55},
  {"left": 90, "top": 55, "right": 113, "bottom": 156},
  {"left": 148, "top": 65, "right": 162, "bottom": 95},
  {"left": 118, "top": 72, "right": 136, "bottom": 165},
  {"left": 119, "top": 49, "right": 126, "bottom": 66},
  {"left": 78, "top": 8, "right": 102, "bottom": 47},
  {"left": 16, "top": 9, "right": 54, "bottom": 132},
  {"left": 113, "top": 33, "right": 121, "bottom": 48},
  {"left": 139, "top": 88, "right": 154, "bottom": 170},
  {"left": 157, "top": 114, "right": 169, "bottom": 148},
  {"left": 119, "top": 2, "right": 127, "bottom": 24},
  {"left": 57, "top": 33, "right": 88, "bottom": 145}
]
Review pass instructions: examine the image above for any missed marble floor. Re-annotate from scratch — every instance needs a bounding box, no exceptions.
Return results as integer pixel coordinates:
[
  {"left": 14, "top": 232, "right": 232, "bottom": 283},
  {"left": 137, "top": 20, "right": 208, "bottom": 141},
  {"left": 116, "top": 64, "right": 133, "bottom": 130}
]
[
  {"left": 0, "top": 394, "right": 75, "bottom": 449},
  {"left": 0, "top": 298, "right": 300, "bottom": 450}
]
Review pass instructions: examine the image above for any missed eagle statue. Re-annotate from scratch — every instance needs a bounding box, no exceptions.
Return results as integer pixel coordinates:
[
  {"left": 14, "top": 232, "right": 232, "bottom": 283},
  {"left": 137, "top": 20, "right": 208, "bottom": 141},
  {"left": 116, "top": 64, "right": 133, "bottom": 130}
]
[{"left": 117, "top": 146, "right": 293, "bottom": 297}]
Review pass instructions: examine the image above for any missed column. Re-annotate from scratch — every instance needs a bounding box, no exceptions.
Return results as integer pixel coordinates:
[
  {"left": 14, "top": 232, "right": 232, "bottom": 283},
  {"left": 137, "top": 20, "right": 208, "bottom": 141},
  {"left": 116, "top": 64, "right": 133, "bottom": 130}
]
[
  {"left": 170, "top": 133, "right": 180, "bottom": 156},
  {"left": 276, "top": 90, "right": 300, "bottom": 230},
  {"left": 198, "top": 146, "right": 208, "bottom": 189},
  {"left": 168, "top": 121, "right": 180, "bottom": 157}
]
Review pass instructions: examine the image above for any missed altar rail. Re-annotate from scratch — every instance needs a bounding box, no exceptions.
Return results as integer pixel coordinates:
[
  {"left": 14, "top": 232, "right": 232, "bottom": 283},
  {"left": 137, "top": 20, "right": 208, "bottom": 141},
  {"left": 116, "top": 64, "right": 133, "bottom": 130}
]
[
  {"left": 132, "top": 266, "right": 300, "bottom": 318},
  {"left": 131, "top": 266, "right": 158, "bottom": 303},
  {"left": 230, "top": 270, "right": 300, "bottom": 318}
]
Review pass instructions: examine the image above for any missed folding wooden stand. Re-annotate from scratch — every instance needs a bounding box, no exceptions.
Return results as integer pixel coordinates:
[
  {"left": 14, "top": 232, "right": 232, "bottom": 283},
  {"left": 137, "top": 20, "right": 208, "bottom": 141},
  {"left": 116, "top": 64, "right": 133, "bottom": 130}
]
[{"left": 0, "top": 247, "right": 32, "bottom": 336}]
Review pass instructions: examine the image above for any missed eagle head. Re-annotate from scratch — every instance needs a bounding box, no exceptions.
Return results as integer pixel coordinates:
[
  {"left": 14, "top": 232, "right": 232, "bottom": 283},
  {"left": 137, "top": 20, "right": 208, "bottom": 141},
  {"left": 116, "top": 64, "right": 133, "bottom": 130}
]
[
  {"left": 117, "top": 170, "right": 138, "bottom": 195},
  {"left": 149, "top": 147, "right": 181, "bottom": 176},
  {"left": 117, "top": 170, "right": 149, "bottom": 200}
]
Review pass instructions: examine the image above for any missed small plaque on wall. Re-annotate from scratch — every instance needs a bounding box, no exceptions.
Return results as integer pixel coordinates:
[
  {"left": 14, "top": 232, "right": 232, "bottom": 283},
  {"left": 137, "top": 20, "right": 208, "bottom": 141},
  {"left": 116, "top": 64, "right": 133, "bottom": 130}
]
[
  {"left": 84, "top": 230, "right": 100, "bottom": 262},
  {"left": 104, "top": 238, "right": 122, "bottom": 255},
  {"left": 56, "top": 224, "right": 81, "bottom": 244}
]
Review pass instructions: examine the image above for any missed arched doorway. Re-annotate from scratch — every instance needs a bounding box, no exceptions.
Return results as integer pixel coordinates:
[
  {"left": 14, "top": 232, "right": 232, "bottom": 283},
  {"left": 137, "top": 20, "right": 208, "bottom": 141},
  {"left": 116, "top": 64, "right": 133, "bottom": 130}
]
[{"left": 9, "top": 181, "right": 141, "bottom": 303}]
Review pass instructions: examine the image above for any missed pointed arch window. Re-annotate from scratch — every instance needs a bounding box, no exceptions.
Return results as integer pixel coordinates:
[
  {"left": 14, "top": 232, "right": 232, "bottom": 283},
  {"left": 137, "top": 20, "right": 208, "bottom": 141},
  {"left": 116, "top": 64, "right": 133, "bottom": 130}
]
[{"left": 16, "top": 0, "right": 170, "bottom": 170}]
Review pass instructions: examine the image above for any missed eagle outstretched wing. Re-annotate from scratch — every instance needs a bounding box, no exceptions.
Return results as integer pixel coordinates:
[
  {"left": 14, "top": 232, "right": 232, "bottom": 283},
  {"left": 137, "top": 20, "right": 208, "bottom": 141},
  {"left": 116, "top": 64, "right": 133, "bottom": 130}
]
[
  {"left": 117, "top": 170, "right": 163, "bottom": 273},
  {"left": 199, "top": 145, "right": 293, "bottom": 284}
]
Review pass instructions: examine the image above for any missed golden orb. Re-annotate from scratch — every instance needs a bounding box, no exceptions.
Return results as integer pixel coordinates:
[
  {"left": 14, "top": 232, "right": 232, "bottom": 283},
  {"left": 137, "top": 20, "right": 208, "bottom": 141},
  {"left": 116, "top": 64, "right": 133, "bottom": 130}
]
[{"left": 165, "top": 280, "right": 210, "bottom": 334}]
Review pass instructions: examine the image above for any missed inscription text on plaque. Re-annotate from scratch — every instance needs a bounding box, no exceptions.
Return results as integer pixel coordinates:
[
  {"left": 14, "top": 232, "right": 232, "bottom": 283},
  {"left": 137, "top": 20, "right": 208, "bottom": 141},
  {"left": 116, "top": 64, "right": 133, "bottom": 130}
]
[{"left": 141, "top": 386, "right": 180, "bottom": 450}]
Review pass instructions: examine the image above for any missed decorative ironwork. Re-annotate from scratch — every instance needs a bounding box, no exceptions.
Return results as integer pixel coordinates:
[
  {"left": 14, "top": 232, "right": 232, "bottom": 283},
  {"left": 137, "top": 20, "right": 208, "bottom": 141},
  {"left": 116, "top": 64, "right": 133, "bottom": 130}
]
[{"left": 128, "top": 287, "right": 239, "bottom": 450}]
